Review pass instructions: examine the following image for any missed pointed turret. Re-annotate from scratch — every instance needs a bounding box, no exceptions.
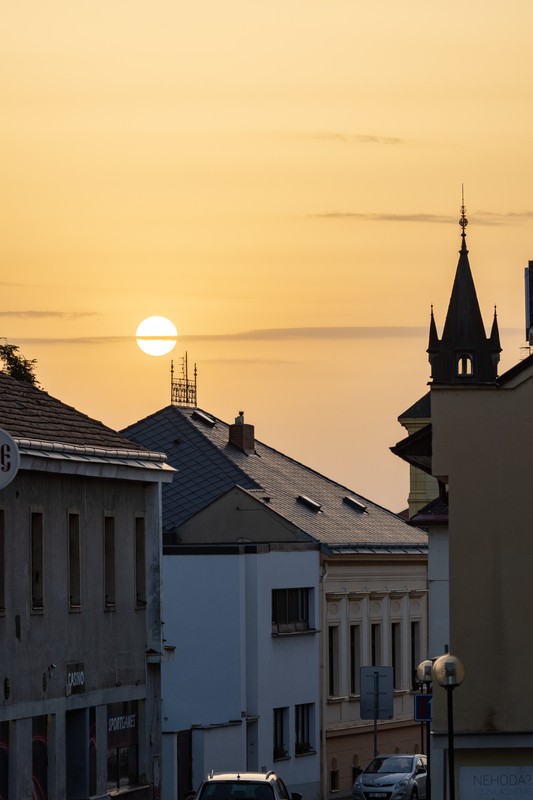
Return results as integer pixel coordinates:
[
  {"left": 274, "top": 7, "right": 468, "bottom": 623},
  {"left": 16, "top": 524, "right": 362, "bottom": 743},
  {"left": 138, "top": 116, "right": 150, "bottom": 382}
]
[{"left": 427, "top": 197, "right": 501, "bottom": 384}]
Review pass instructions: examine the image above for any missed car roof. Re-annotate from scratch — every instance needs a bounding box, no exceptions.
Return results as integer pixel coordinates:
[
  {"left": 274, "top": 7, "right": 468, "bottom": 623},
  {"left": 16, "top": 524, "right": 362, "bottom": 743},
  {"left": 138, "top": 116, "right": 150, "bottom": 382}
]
[{"left": 207, "top": 773, "right": 278, "bottom": 783}]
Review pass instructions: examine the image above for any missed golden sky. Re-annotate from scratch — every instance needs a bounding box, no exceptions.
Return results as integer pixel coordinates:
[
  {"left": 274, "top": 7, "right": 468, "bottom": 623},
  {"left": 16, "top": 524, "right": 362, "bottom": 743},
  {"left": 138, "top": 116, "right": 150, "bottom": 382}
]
[{"left": 1, "top": 0, "right": 532, "bottom": 511}]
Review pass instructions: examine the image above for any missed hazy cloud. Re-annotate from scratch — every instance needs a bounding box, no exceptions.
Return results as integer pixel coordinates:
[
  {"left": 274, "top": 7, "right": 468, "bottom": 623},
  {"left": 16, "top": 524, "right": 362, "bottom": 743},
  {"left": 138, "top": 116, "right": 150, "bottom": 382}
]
[
  {"left": 307, "top": 132, "right": 404, "bottom": 145},
  {"left": 182, "top": 326, "right": 427, "bottom": 341},
  {"left": 315, "top": 210, "right": 533, "bottom": 225},
  {"left": 0, "top": 310, "right": 96, "bottom": 319},
  {"left": 9, "top": 325, "right": 523, "bottom": 347}
]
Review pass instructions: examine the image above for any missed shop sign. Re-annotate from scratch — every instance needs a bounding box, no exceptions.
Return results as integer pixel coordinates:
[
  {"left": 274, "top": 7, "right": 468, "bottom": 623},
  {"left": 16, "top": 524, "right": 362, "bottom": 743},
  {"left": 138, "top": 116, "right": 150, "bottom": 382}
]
[
  {"left": 66, "top": 662, "right": 85, "bottom": 694},
  {"left": 0, "top": 428, "right": 19, "bottom": 490}
]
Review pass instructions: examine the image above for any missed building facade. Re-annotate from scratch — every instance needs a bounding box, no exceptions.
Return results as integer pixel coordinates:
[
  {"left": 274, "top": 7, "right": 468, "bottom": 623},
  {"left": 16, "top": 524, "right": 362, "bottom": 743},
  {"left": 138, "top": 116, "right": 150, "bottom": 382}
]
[
  {"left": 124, "top": 405, "right": 428, "bottom": 800},
  {"left": 0, "top": 371, "right": 173, "bottom": 798},
  {"left": 393, "top": 204, "right": 533, "bottom": 798}
]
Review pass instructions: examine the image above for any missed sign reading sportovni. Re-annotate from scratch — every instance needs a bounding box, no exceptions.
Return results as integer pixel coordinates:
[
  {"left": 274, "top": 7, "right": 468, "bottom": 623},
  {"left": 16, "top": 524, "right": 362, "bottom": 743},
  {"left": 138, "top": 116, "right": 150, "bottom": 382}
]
[{"left": 0, "top": 428, "right": 20, "bottom": 490}]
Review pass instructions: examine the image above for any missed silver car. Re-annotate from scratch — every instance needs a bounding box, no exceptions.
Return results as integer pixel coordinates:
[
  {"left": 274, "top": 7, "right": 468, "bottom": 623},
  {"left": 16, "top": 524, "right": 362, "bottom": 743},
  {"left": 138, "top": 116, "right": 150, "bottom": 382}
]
[{"left": 352, "top": 754, "right": 427, "bottom": 800}]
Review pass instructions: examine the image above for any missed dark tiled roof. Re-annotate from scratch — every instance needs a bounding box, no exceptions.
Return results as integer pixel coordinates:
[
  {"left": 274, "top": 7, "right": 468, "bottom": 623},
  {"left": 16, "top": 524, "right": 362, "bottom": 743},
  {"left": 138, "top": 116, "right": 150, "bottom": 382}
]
[
  {"left": 122, "top": 406, "right": 427, "bottom": 550},
  {"left": 0, "top": 371, "right": 144, "bottom": 451},
  {"left": 398, "top": 392, "right": 431, "bottom": 421}
]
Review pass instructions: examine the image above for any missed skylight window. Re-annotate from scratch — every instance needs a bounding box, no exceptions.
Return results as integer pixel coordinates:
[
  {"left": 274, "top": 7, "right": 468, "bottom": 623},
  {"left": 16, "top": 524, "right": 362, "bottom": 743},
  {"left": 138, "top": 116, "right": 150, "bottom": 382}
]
[
  {"left": 297, "top": 494, "right": 322, "bottom": 512},
  {"left": 192, "top": 410, "right": 216, "bottom": 427},
  {"left": 343, "top": 496, "right": 367, "bottom": 513}
]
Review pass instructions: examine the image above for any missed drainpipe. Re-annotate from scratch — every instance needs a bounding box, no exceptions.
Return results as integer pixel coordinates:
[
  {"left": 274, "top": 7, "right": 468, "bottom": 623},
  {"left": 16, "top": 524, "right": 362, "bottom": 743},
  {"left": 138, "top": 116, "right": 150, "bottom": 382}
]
[{"left": 320, "top": 561, "right": 328, "bottom": 800}]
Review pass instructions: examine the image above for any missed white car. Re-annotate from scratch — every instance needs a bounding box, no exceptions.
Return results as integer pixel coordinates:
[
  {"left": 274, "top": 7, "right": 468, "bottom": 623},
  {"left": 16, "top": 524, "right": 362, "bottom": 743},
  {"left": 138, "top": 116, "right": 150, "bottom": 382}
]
[
  {"left": 195, "top": 771, "right": 303, "bottom": 800},
  {"left": 352, "top": 754, "right": 427, "bottom": 800}
]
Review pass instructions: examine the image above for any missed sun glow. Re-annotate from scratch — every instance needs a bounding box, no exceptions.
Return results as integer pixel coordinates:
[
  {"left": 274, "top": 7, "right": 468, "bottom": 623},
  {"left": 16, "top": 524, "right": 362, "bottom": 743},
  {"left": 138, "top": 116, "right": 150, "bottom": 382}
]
[{"left": 136, "top": 316, "right": 177, "bottom": 356}]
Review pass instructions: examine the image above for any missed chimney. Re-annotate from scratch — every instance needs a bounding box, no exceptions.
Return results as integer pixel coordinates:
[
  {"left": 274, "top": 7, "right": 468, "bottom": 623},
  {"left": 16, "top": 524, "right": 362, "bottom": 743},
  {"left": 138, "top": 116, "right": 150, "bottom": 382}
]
[{"left": 228, "top": 411, "right": 255, "bottom": 455}]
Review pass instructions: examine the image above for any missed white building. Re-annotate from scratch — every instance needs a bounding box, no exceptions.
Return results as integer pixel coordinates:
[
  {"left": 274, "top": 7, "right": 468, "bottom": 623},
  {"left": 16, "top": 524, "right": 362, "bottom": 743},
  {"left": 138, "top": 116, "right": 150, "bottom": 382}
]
[{"left": 124, "top": 404, "right": 428, "bottom": 800}]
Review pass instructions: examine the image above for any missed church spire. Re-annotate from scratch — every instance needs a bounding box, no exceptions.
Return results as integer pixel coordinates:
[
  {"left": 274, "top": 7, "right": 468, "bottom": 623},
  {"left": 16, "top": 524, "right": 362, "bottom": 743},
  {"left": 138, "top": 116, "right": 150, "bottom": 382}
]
[{"left": 427, "top": 193, "right": 501, "bottom": 384}]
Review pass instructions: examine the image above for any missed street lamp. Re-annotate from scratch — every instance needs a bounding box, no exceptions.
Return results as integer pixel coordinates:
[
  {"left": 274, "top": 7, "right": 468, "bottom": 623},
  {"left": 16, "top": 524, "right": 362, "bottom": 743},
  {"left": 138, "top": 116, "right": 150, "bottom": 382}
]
[
  {"left": 432, "top": 653, "right": 465, "bottom": 800},
  {"left": 416, "top": 660, "right": 433, "bottom": 800}
]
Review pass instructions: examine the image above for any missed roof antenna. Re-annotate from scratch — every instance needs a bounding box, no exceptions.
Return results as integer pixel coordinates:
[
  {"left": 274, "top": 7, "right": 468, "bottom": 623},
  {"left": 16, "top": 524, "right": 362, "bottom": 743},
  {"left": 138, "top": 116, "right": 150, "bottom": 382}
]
[{"left": 171, "top": 352, "right": 197, "bottom": 407}]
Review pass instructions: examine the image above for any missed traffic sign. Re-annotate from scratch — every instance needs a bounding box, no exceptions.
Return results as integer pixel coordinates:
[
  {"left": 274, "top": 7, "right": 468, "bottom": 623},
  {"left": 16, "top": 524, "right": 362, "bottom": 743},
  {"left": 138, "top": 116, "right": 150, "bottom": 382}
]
[
  {"left": 414, "top": 693, "right": 432, "bottom": 722},
  {"left": 360, "top": 666, "right": 393, "bottom": 720}
]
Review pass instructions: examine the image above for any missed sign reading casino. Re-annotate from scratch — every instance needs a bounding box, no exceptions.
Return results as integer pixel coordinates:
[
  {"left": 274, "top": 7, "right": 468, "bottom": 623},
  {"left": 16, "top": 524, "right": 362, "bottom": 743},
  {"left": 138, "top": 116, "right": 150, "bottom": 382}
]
[{"left": 66, "top": 663, "right": 85, "bottom": 694}]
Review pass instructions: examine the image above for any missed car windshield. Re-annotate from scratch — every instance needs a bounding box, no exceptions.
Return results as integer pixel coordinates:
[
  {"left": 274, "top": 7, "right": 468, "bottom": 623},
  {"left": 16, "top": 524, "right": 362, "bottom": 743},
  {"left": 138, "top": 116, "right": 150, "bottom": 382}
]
[
  {"left": 366, "top": 757, "right": 412, "bottom": 775},
  {"left": 200, "top": 783, "right": 274, "bottom": 800}
]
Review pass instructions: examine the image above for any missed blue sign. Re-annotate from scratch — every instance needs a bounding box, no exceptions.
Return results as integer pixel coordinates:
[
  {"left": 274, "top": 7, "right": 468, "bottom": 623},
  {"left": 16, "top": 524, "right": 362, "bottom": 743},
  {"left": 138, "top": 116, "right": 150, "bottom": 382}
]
[{"left": 414, "top": 693, "right": 432, "bottom": 722}]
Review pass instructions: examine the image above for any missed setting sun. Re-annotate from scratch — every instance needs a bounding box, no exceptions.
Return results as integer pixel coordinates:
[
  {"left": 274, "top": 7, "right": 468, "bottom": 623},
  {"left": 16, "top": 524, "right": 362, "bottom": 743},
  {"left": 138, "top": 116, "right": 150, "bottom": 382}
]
[{"left": 136, "top": 316, "right": 177, "bottom": 357}]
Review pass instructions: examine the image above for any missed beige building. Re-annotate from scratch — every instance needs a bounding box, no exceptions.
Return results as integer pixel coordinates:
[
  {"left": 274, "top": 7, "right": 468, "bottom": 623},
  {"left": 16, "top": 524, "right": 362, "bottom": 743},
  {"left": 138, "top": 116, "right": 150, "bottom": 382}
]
[{"left": 393, "top": 205, "right": 533, "bottom": 798}]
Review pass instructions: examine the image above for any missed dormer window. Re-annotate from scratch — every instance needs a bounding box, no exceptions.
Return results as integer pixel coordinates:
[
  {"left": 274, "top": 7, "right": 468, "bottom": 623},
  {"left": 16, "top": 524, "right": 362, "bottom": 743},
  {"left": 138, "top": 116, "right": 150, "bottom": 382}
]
[{"left": 457, "top": 353, "right": 473, "bottom": 377}]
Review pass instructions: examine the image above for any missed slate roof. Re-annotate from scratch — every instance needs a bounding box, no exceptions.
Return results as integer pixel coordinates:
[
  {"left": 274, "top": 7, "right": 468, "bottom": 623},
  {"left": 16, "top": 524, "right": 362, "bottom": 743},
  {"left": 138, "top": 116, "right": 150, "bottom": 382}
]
[
  {"left": 0, "top": 371, "right": 148, "bottom": 452},
  {"left": 122, "top": 405, "right": 427, "bottom": 552}
]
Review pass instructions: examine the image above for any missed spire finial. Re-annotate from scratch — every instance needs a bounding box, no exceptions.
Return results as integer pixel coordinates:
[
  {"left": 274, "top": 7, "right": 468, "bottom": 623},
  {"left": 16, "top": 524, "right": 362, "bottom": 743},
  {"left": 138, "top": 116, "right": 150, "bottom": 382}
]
[{"left": 459, "top": 184, "right": 468, "bottom": 246}]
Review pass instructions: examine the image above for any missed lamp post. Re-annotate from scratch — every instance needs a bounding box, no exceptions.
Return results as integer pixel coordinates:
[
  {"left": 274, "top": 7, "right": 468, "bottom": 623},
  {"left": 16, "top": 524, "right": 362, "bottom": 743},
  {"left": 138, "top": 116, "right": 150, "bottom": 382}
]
[
  {"left": 416, "top": 659, "right": 433, "bottom": 800},
  {"left": 432, "top": 653, "right": 465, "bottom": 800}
]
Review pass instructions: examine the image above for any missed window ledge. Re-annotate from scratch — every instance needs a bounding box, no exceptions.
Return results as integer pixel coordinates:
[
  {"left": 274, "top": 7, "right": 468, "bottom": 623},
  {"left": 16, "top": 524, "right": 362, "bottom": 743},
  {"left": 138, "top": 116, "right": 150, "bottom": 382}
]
[
  {"left": 296, "top": 749, "right": 317, "bottom": 758},
  {"left": 272, "top": 628, "right": 318, "bottom": 638},
  {"left": 327, "top": 696, "right": 349, "bottom": 704}
]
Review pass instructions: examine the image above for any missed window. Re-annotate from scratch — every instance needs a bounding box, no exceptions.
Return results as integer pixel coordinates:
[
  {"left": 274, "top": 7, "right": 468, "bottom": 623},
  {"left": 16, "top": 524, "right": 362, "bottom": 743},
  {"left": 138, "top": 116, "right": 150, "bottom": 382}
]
[
  {"left": 68, "top": 513, "right": 81, "bottom": 609},
  {"left": 32, "top": 716, "right": 48, "bottom": 797},
  {"left": 350, "top": 625, "right": 361, "bottom": 695},
  {"left": 457, "top": 353, "right": 473, "bottom": 377},
  {"left": 295, "top": 703, "right": 314, "bottom": 755},
  {"left": 0, "top": 721, "right": 8, "bottom": 798},
  {"left": 330, "top": 758, "right": 339, "bottom": 792},
  {"left": 411, "top": 621, "right": 421, "bottom": 690},
  {"left": 273, "top": 707, "right": 289, "bottom": 760},
  {"left": 104, "top": 516, "right": 116, "bottom": 609},
  {"left": 31, "top": 512, "right": 44, "bottom": 610},
  {"left": 392, "top": 622, "right": 402, "bottom": 689},
  {"left": 107, "top": 701, "right": 138, "bottom": 791},
  {"left": 135, "top": 516, "right": 146, "bottom": 608},
  {"left": 328, "top": 625, "right": 340, "bottom": 696},
  {"left": 272, "top": 588, "right": 310, "bottom": 634},
  {"left": 0, "top": 510, "right": 4, "bottom": 612},
  {"left": 371, "top": 623, "right": 382, "bottom": 666}
]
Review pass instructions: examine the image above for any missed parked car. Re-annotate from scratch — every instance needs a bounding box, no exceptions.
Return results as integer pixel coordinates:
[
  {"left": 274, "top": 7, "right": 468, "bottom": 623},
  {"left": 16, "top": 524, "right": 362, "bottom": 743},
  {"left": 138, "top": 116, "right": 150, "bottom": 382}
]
[
  {"left": 352, "top": 754, "right": 427, "bottom": 800},
  {"left": 195, "top": 772, "right": 303, "bottom": 800}
]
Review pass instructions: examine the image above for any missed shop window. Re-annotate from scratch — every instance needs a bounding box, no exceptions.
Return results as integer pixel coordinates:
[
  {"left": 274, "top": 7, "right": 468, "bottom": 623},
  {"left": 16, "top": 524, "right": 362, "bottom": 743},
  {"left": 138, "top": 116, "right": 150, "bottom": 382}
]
[
  {"left": 0, "top": 720, "right": 8, "bottom": 798},
  {"left": 33, "top": 715, "right": 48, "bottom": 799},
  {"left": 107, "top": 701, "right": 139, "bottom": 791},
  {"left": 0, "top": 510, "right": 4, "bottom": 612}
]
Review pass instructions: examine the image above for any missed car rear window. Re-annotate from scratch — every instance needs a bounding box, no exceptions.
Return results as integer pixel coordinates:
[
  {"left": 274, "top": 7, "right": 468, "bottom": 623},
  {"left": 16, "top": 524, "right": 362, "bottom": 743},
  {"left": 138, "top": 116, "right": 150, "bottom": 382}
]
[{"left": 201, "top": 783, "right": 274, "bottom": 800}]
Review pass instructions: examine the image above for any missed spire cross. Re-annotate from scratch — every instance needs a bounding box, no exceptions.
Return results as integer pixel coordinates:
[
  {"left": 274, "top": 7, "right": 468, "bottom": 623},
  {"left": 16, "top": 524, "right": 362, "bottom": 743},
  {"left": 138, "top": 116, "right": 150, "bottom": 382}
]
[{"left": 459, "top": 185, "right": 468, "bottom": 241}]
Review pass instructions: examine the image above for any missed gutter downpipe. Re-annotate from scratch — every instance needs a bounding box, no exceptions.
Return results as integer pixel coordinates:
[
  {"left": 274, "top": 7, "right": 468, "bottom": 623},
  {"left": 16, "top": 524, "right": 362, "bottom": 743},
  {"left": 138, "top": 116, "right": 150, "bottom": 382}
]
[{"left": 320, "top": 560, "right": 328, "bottom": 800}]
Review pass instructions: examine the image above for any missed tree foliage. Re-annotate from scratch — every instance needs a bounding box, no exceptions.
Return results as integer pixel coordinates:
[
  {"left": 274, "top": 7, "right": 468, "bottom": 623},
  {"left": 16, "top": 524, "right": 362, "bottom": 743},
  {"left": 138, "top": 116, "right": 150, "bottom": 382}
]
[{"left": 0, "top": 340, "right": 40, "bottom": 386}]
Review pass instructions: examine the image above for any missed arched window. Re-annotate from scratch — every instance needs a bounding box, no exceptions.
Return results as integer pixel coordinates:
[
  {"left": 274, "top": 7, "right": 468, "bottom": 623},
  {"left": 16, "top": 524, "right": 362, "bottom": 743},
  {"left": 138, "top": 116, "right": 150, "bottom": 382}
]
[{"left": 457, "top": 353, "right": 473, "bottom": 377}]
